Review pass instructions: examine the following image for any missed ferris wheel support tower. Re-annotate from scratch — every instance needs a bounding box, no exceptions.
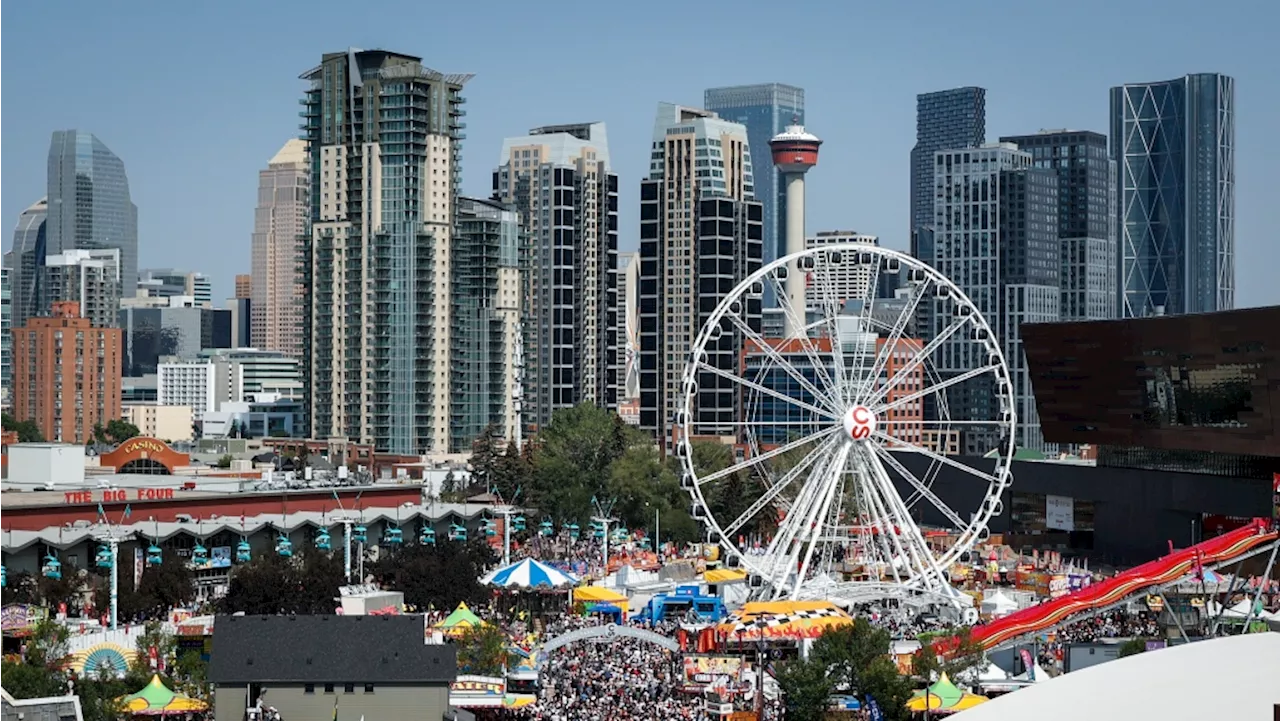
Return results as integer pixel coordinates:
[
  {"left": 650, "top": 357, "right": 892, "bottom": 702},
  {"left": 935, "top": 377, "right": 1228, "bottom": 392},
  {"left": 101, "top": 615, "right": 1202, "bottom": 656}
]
[{"left": 770, "top": 122, "right": 822, "bottom": 339}]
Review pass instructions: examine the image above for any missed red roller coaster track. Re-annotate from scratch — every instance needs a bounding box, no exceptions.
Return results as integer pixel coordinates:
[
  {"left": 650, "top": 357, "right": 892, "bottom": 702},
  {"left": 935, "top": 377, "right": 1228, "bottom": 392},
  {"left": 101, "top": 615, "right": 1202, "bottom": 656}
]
[{"left": 970, "top": 519, "right": 1279, "bottom": 650}]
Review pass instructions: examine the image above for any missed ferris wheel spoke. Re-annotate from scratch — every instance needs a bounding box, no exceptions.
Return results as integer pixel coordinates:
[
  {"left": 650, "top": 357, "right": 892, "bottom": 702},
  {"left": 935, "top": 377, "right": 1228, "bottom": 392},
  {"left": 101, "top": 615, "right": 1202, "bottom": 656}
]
[
  {"left": 765, "top": 273, "right": 841, "bottom": 401},
  {"left": 871, "top": 431, "right": 1001, "bottom": 485},
  {"left": 874, "top": 363, "right": 1001, "bottom": 415},
  {"left": 862, "top": 315, "right": 969, "bottom": 408},
  {"left": 791, "top": 445, "right": 850, "bottom": 599},
  {"left": 869, "top": 443, "right": 966, "bottom": 530},
  {"left": 812, "top": 265, "right": 852, "bottom": 406},
  {"left": 857, "top": 276, "right": 929, "bottom": 408},
  {"left": 723, "top": 309, "right": 841, "bottom": 411},
  {"left": 697, "top": 361, "right": 836, "bottom": 422},
  {"left": 861, "top": 447, "right": 951, "bottom": 589},
  {"left": 721, "top": 435, "right": 836, "bottom": 539},
  {"left": 697, "top": 427, "right": 839, "bottom": 486}
]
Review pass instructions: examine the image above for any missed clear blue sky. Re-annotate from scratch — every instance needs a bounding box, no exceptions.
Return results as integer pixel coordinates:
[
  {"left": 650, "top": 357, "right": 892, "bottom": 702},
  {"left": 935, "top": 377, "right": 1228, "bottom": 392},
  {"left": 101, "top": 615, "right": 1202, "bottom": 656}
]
[{"left": 4, "top": 0, "right": 1277, "bottom": 307}]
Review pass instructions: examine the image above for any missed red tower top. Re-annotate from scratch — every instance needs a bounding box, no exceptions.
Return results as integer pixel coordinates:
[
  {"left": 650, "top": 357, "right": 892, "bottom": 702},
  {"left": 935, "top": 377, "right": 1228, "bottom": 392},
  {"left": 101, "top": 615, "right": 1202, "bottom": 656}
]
[{"left": 769, "top": 123, "right": 822, "bottom": 175}]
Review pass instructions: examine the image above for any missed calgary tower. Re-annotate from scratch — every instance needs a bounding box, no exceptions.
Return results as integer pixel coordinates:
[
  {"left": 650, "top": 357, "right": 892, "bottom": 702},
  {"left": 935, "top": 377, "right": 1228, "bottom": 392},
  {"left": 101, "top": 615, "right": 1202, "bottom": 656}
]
[{"left": 769, "top": 120, "right": 822, "bottom": 338}]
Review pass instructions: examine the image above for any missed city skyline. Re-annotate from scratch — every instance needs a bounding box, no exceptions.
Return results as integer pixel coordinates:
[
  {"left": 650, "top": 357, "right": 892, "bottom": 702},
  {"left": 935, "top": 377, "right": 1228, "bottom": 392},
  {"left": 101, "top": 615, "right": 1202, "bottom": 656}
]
[{"left": 3, "top": 2, "right": 1274, "bottom": 309}]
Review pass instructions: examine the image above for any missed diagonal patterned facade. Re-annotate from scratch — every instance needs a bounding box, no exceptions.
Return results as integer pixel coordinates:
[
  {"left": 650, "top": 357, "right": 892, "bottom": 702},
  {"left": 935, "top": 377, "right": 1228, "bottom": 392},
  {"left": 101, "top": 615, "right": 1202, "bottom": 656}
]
[{"left": 1110, "top": 73, "right": 1234, "bottom": 318}]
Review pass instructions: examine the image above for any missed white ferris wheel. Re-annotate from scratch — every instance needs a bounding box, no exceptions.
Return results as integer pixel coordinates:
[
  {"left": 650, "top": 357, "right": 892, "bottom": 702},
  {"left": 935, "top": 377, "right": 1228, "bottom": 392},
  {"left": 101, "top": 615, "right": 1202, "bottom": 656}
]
[{"left": 677, "top": 245, "right": 1015, "bottom": 612}]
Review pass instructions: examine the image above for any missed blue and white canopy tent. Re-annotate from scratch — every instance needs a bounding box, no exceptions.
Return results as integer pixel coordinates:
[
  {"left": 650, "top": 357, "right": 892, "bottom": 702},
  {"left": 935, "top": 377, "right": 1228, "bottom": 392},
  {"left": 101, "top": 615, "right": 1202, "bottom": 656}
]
[{"left": 482, "top": 558, "right": 579, "bottom": 590}]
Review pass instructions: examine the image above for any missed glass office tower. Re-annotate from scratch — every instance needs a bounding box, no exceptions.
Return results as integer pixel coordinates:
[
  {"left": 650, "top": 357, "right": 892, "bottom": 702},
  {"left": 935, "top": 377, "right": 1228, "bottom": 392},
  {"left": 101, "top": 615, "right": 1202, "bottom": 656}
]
[
  {"left": 1110, "top": 73, "right": 1234, "bottom": 317},
  {"left": 704, "top": 83, "right": 803, "bottom": 306},
  {"left": 46, "top": 131, "right": 138, "bottom": 295}
]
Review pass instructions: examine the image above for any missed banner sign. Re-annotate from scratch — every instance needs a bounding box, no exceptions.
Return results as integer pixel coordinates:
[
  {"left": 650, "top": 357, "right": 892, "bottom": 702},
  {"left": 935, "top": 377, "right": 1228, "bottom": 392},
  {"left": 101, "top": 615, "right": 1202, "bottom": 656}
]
[{"left": 682, "top": 655, "right": 743, "bottom": 689}]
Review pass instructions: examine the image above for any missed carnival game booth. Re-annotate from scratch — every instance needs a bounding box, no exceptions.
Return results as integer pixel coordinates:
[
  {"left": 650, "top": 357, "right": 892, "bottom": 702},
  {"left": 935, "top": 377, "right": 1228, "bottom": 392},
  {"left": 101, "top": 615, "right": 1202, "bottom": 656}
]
[
  {"left": 714, "top": 600, "right": 853, "bottom": 658},
  {"left": 481, "top": 558, "right": 578, "bottom": 619}
]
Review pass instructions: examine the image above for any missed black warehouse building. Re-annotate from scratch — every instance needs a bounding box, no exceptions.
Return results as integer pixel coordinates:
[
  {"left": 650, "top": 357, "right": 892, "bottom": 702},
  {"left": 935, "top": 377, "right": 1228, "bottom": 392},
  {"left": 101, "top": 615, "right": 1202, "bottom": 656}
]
[{"left": 893, "top": 306, "right": 1278, "bottom": 566}]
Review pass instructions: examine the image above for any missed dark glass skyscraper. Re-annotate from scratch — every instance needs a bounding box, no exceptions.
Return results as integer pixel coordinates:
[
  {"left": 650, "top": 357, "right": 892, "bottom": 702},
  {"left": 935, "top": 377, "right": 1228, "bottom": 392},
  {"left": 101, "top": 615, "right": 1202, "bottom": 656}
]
[
  {"left": 910, "top": 88, "right": 986, "bottom": 241},
  {"left": 704, "top": 83, "right": 803, "bottom": 305},
  {"left": 46, "top": 131, "right": 138, "bottom": 294},
  {"left": 1110, "top": 73, "right": 1235, "bottom": 317},
  {"left": 1000, "top": 130, "right": 1117, "bottom": 321}
]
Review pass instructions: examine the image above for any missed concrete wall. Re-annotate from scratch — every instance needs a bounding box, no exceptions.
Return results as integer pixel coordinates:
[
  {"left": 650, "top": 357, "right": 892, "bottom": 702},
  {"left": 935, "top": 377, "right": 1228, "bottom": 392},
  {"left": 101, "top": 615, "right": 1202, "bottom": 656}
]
[{"left": 215, "top": 683, "right": 449, "bottom": 721}]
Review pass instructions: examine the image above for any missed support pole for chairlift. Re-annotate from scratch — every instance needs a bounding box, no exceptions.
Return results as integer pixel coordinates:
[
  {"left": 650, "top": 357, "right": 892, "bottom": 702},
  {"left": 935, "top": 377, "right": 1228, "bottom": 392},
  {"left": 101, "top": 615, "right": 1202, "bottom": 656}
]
[
  {"left": 109, "top": 536, "right": 119, "bottom": 631},
  {"left": 343, "top": 520, "right": 352, "bottom": 582},
  {"left": 1240, "top": 540, "right": 1279, "bottom": 633},
  {"left": 503, "top": 509, "right": 512, "bottom": 567}
]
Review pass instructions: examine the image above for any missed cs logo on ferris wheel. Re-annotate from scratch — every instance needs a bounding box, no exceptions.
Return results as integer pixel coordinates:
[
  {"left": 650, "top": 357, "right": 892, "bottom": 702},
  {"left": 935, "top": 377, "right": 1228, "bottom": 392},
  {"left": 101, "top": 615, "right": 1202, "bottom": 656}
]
[{"left": 842, "top": 406, "right": 877, "bottom": 442}]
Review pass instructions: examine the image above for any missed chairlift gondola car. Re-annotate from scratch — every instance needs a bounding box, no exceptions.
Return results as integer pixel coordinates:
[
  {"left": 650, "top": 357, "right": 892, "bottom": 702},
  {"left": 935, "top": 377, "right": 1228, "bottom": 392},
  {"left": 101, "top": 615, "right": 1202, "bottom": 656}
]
[
  {"left": 638, "top": 536, "right": 652, "bottom": 550},
  {"left": 96, "top": 545, "right": 114, "bottom": 569},
  {"left": 146, "top": 543, "right": 163, "bottom": 566},
  {"left": 591, "top": 521, "right": 605, "bottom": 540},
  {"left": 382, "top": 525, "right": 403, "bottom": 546},
  {"left": 512, "top": 515, "right": 526, "bottom": 533},
  {"left": 482, "top": 519, "right": 497, "bottom": 538},
  {"left": 42, "top": 554, "right": 62, "bottom": 580},
  {"left": 1, "top": 565, "right": 6, "bottom": 587},
  {"left": 539, "top": 519, "right": 555, "bottom": 537},
  {"left": 419, "top": 526, "right": 436, "bottom": 545},
  {"left": 567, "top": 523, "right": 580, "bottom": 541},
  {"left": 315, "top": 529, "right": 332, "bottom": 551},
  {"left": 611, "top": 527, "right": 628, "bottom": 543},
  {"left": 235, "top": 538, "right": 252, "bottom": 563},
  {"left": 192, "top": 542, "right": 209, "bottom": 565},
  {"left": 448, "top": 523, "right": 467, "bottom": 542},
  {"left": 275, "top": 533, "right": 293, "bottom": 558},
  {"left": 352, "top": 525, "right": 368, "bottom": 544}
]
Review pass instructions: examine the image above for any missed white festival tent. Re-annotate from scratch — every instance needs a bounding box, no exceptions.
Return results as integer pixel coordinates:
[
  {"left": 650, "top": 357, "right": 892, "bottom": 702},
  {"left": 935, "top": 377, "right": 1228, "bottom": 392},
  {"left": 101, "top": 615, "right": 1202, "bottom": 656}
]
[{"left": 981, "top": 590, "right": 1020, "bottom": 617}]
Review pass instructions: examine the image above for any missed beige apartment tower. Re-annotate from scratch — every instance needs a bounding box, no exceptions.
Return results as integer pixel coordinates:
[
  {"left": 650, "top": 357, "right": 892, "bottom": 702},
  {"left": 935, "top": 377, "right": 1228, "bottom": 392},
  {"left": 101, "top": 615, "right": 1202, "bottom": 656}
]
[
  {"left": 301, "top": 49, "right": 471, "bottom": 454},
  {"left": 250, "top": 139, "right": 308, "bottom": 358}
]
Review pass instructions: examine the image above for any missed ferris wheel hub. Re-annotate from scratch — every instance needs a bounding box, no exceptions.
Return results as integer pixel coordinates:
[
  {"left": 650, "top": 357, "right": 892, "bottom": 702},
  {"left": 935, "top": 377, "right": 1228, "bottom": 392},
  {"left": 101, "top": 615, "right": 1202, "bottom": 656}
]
[{"left": 841, "top": 405, "right": 877, "bottom": 442}]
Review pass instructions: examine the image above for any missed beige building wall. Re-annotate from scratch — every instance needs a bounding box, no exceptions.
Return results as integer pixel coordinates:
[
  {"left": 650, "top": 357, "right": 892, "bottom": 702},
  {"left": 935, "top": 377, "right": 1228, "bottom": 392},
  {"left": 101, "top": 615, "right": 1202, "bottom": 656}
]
[
  {"left": 122, "top": 404, "right": 193, "bottom": 442},
  {"left": 250, "top": 139, "right": 309, "bottom": 359}
]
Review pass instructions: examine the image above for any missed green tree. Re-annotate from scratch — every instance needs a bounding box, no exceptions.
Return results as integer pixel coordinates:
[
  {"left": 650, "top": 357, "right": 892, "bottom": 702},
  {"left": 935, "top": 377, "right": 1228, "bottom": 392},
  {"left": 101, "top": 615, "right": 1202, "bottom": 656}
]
[
  {"left": 93, "top": 419, "right": 142, "bottom": 446},
  {"left": 215, "top": 454, "right": 233, "bottom": 469},
  {"left": 492, "top": 440, "right": 531, "bottom": 503},
  {"left": 911, "top": 627, "right": 987, "bottom": 684},
  {"left": 2, "top": 569, "right": 39, "bottom": 605},
  {"left": 806, "top": 619, "right": 914, "bottom": 721},
  {"left": 775, "top": 655, "right": 833, "bottom": 721},
  {"left": 219, "top": 549, "right": 343, "bottom": 615},
  {"left": 3, "top": 412, "right": 45, "bottom": 442},
  {"left": 37, "top": 562, "right": 83, "bottom": 610},
  {"left": 172, "top": 649, "right": 211, "bottom": 702},
  {"left": 469, "top": 424, "right": 502, "bottom": 495},
  {"left": 74, "top": 668, "right": 134, "bottom": 721},
  {"left": 455, "top": 622, "right": 516, "bottom": 675},
  {"left": 606, "top": 444, "right": 698, "bottom": 543},
  {"left": 0, "top": 660, "right": 66, "bottom": 699},
  {"left": 370, "top": 539, "right": 493, "bottom": 611},
  {"left": 528, "top": 404, "right": 633, "bottom": 523},
  {"left": 130, "top": 620, "right": 178, "bottom": 677},
  {"left": 23, "top": 617, "right": 71, "bottom": 669}
]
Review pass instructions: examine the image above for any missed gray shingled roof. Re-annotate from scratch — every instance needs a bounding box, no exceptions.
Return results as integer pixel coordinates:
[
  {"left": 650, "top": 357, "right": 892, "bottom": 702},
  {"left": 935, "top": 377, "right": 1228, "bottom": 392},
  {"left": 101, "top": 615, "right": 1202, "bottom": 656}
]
[{"left": 208, "top": 615, "right": 456, "bottom": 685}]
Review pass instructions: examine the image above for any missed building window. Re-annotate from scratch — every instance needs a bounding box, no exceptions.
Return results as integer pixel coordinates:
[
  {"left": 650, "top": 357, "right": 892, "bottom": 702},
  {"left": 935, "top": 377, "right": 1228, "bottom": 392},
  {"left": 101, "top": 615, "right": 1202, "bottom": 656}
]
[
  {"left": 304, "top": 684, "right": 315, "bottom": 694},
  {"left": 344, "top": 684, "right": 354, "bottom": 694},
  {"left": 324, "top": 683, "right": 335, "bottom": 694},
  {"left": 364, "top": 684, "right": 375, "bottom": 694}
]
